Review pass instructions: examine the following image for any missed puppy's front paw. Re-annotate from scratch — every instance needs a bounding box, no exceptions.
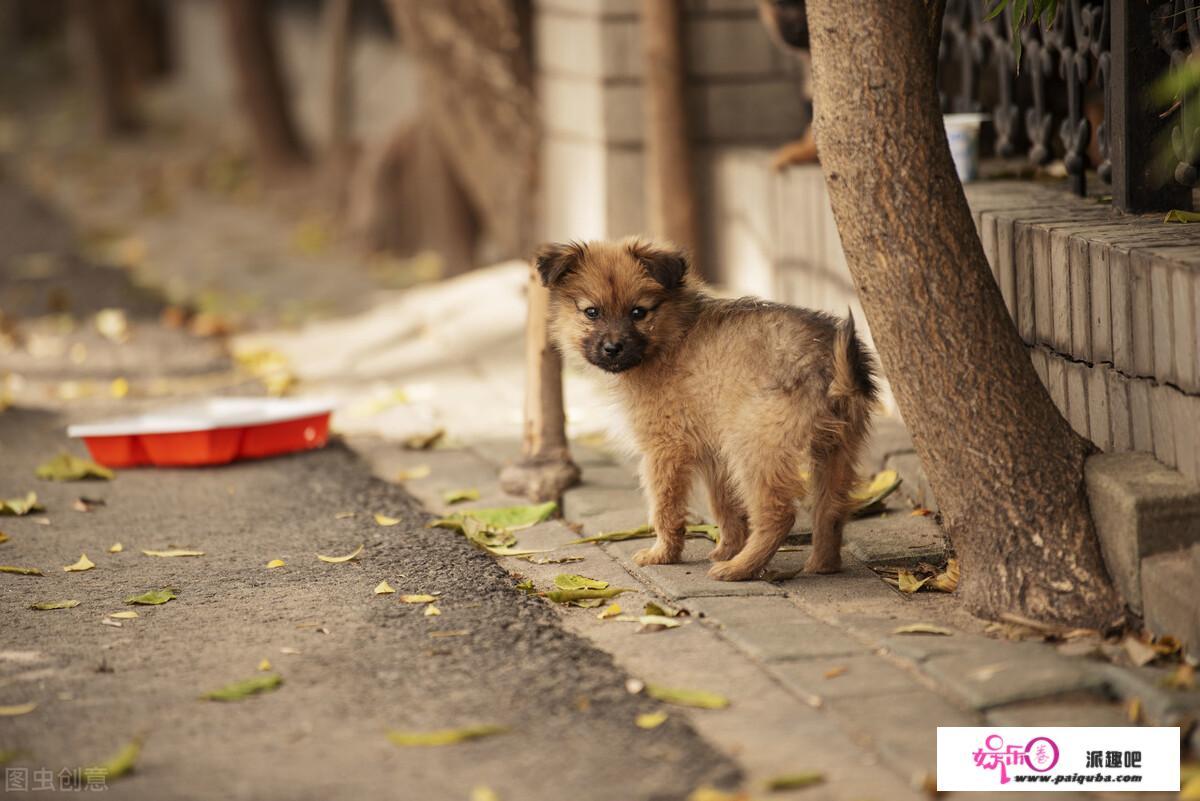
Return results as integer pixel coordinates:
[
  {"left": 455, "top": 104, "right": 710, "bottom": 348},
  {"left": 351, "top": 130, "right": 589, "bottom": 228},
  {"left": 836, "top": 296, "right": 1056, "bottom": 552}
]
[
  {"left": 633, "top": 544, "right": 681, "bottom": 566},
  {"left": 706, "top": 543, "right": 742, "bottom": 562},
  {"left": 707, "top": 560, "right": 755, "bottom": 582},
  {"left": 803, "top": 554, "right": 842, "bottom": 574}
]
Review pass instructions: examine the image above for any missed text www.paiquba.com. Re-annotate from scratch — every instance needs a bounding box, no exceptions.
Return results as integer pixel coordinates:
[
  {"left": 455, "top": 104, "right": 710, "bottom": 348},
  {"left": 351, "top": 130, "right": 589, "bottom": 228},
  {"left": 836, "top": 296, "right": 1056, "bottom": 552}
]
[{"left": 1014, "top": 774, "right": 1144, "bottom": 785}]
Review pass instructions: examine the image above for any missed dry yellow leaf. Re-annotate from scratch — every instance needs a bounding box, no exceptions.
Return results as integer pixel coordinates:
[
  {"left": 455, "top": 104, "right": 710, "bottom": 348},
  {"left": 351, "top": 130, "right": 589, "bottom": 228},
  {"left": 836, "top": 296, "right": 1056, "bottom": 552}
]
[
  {"left": 109, "top": 611, "right": 138, "bottom": 619},
  {"left": 930, "top": 558, "right": 960, "bottom": 592},
  {"left": 266, "top": 559, "right": 285, "bottom": 569},
  {"left": 374, "top": 514, "right": 401, "bottom": 527},
  {"left": 395, "top": 465, "right": 431, "bottom": 482},
  {"left": 142, "top": 549, "right": 204, "bottom": 558},
  {"left": 597, "top": 603, "right": 622, "bottom": 620},
  {"left": 110, "top": 377, "right": 129, "bottom": 399},
  {"left": 0, "top": 702, "right": 37, "bottom": 716},
  {"left": 64, "top": 553, "right": 95, "bottom": 572},
  {"left": 824, "top": 666, "right": 848, "bottom": 679},
  {"left": 424, "top": 605, "right": 441, "bottom": 617},
  {"left": 635, "top": 711, "right": 668, "bottom": 729},
  {"left": 316, "top": 544, "right": 363, "bottom": 564},
  {"left": 335, "top": 511, "right": 355, "bottom": 519},
  {"left": 400, "top": 594, "right": 436, "bottom": 604},
  {"left": 257, "top": 658, "right": 272, "bottom": 672},
  {"left": 108, "top": 543, "right": 123, "bottom": 553},
  {"left": 374, "top": 580, "right": 396, "bottom": 595},
  {"left": 896, "top": 570, "right": 928, "bottom": 593}
]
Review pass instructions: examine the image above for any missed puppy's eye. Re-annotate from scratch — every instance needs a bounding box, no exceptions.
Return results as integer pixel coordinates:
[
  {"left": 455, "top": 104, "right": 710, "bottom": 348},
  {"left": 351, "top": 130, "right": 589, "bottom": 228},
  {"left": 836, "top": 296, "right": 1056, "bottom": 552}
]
[
  {"left": 583, "top": 307, "right": 600, "bottom": 320},
  {"left": 630, "top": 306, "right": 647, "bottom": 321}
]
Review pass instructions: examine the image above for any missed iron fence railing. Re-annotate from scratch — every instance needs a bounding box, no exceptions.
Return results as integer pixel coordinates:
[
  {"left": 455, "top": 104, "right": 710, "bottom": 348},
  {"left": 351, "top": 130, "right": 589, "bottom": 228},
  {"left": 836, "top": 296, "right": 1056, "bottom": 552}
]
[{"left": 939, "top": 0, "right": 1197, "bottom": 212}]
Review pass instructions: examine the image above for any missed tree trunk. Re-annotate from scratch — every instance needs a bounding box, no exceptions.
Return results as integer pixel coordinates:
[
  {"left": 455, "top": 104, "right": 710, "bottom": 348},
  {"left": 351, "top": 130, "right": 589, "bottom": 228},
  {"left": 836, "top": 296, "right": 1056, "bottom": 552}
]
[
  {"left": 322, "top": 0, "right": 356, "bottom": 210},
  {"left": 219, "top": 0, "right": 308, "bottom": 170},
  {"left": 640, "top": 0, "right": 702, "bottom": 276},
  {"left": 804, "top": 0, "right": 1121, "bottom": 627},
  {"left": 75, "top": 0, "right": 141, "bottom": 136}
]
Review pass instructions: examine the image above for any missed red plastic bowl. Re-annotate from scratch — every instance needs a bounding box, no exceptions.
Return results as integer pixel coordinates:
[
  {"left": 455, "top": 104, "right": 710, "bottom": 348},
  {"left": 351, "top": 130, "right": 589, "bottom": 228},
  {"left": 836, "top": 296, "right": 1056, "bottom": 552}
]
[{"left": 68, "top": 398, "right": 334, "bottom": 468}]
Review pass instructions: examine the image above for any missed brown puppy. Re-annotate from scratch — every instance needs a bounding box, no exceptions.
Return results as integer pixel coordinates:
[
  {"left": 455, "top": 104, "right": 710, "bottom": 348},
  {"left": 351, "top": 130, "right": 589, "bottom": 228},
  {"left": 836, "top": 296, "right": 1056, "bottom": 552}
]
[{"left": 537, "top": 238, "right": 878, "bottom": 581}]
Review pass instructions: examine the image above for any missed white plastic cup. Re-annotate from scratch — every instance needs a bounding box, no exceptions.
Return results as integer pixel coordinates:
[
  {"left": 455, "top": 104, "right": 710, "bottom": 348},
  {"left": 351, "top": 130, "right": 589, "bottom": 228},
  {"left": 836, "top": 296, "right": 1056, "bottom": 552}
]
[{"left": 943, "top": 113, "right": 989, "bottom": 183}]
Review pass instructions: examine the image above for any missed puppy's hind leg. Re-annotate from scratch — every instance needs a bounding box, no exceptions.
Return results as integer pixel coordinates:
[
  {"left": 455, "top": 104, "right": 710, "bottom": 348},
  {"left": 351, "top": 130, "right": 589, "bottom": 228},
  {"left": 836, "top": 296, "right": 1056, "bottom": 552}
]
[
  {"left": 633, "top": 448, "right": 693, "bottom": 567},
  {"left": 702, "top": 459, "right": 749, "bottom": 562},
  {"left": 708, "top": 486, "right": 794, "bottom": 581},
  {"left": 805, "top": 436, "right": 859, "bottom": 574}
]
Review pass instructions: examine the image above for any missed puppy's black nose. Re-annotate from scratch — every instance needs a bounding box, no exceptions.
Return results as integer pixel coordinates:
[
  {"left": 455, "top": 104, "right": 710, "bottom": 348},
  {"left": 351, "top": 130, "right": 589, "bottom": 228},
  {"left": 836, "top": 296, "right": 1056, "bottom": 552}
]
[{"left": 602, "top": 340, "right": 623, "bottom": 357}]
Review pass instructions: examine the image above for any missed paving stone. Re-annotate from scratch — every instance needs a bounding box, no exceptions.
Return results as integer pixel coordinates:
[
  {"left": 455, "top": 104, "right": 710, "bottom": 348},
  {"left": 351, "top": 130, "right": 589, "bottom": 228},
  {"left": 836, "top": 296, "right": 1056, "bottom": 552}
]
[
  {"left": 826, "top": 690, "right": 979, "bottom": 782},
  {"left": 1140, "top": 548, "right": 1200, "bottom": 662},
  {"left": 878, "top": 631, "right": 1007, "bottom": 664},
  {"left": 1096, "top": 662, "right": 1200, "bottom": 726},
  {"left": 986, "top": 697, "right": 1131, "bottom": 727},
  {"left": 563, "top": 483, "right": 646, "bottom": 519},
  {"left": 608, "top": 537, "right": 786, "bottom": 599},
  {"left": 920, "top": 647, "right": 1108, "bottom": 711},
  {"left": 685, "top": 595, "right": 814, "bottom": 627},
  {"left": 767, "top": 653, "right": 925, "bottom": 700},
  {"left": 842, "top": 511, "right": 948, "bottom": 566}
]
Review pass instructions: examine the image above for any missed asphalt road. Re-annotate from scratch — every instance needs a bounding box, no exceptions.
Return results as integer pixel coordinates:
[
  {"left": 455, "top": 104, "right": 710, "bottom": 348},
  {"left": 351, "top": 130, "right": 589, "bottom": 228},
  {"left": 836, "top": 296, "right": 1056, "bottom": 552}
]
[{"left": 0, "top": 408, "right": 737, "bottom": 800}]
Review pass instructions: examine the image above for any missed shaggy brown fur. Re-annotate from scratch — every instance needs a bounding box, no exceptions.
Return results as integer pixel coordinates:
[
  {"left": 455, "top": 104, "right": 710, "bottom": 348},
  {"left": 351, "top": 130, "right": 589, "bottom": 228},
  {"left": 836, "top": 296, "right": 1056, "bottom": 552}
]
[{"left": 537, "top": 238, "right": 878, "bottom": 581}]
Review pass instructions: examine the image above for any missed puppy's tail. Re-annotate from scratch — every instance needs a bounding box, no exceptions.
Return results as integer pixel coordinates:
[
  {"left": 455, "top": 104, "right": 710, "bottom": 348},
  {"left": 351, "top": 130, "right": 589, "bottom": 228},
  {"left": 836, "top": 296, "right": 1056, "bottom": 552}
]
[{"left": 829, "top": 309, "right": 878, "bottom": 409}]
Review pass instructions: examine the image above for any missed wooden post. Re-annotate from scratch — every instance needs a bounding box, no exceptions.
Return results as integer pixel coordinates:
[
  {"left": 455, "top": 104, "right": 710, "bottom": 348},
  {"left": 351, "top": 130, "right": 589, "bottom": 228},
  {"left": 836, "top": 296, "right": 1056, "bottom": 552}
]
[
  {"left": 641, "top": 0, "right": 702, "bottom": 274},
  {"left": 499, "top": 267, "right": 581, "bottom": 501}
]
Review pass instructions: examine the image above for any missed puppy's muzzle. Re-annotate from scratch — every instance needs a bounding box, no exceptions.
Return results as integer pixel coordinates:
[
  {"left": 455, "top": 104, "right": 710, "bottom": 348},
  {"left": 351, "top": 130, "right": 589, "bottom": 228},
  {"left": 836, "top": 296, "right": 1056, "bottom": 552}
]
[{"left": 587, "top": 336, "right": 643, "bottom": 373}]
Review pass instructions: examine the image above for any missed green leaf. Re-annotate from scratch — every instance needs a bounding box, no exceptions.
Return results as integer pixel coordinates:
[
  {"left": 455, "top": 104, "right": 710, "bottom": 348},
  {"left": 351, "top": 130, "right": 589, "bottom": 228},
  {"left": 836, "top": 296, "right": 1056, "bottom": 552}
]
[
  {"left": 202, "top": 673, "right": 283, "bottom": 701},
  {"left": 1165, "top": 209, "right": 1200, "bottom": 224},
  {"left": 568, "top": 524, "right": 654, "bottom": 544},
  {"left": 432, "top": 501, "right": 556, "bottom": 532},
  {"left": 685, "top": 524, "right": 721, "bottom": 542},
  {"left": 1, "top": 565, "right": 44, "bottom": 576},
  {"left": 643, "top": 602, "right": 684, "bottom": 618},
  {"left": 87, "top": 737, "right": 142, "bottom": 782},
  {"left": 125, "top": 588, "right": 177, "bottom": 606},
  {"left": 984, "top": 0, "right": 1010, "bottom": 20},
  {"left": 645, "top": 685, "right": 730, "bottom": 710},
  {"left": 442, "top": 488, "right": 480, "bottom": 505},
  {"left": 553, "top": 573, "right": 609, "bottom": 591},
  {"left": 543, "top": 587, "right": 631, "bottom": 604},
  {"left": 514, "top": 579, "right": 535, "bottom": 594},
  {"left": 30, "top": 600, "right": 80, "bottom": 610},
  {"left": 764, "top": 772, "right": 825, "bottom": 791},
  {"left": 571, "top": 597, "right": 606, "bottom": 608},
  {"left": 635, "top": 710, "right": 669, "bottom": 729},
  {"left": 387, "top": 724, "right": 508, "bottom": 747},
  {"left": 35, "top": 453, "right": 114, "bottom": 481},
  {"left": 0, "top": 492, "right": 43, "bottom": 516}
]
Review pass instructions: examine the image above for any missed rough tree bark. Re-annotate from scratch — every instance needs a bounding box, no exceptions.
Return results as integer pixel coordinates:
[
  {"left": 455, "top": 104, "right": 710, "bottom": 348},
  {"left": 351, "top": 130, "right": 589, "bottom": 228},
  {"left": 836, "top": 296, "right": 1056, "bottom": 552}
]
[
  {"left": 219, "top": 0, "right": 308, "bottom": 170},
  {"left": 641, "top": 0, "right": 702, "bottom": 275},
  {"left": 804, "top": 0, "right": 1121, "bottom": 627}
]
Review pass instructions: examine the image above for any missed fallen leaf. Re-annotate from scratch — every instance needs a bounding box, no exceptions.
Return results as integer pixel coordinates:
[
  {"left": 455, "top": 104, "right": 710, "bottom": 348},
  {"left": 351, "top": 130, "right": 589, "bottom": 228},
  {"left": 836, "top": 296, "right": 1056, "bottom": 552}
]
[
  {"left": 470, "top": 787, "right": 501, "bottom": 801},
  {"left": 0, "top": 532, "right": 7, "bottom": 544},
  {"left": 402, "top": 428, "right": 445, "bottom": 450},
  {"left": 31, "top": 599, "right": 80, "bottom": 610},
  {"left": 375, "top": 580, "right": 396, "bottom": 595},
  {"left": 202, "top": 673, "right": 283, "bottom": 701},
  {"left": 1183, "top": 775, "right": 1200, "bottom": 800},
  {"left": 109, "top": 543, "right": 123, "bottom": 553},
  {"left": 109, "top": 377, "right": 129, "bottom": 399},
  {"left": 431, "top": 501, "right": 557, "bottom": 533},
  {"left": 125, "top": 588, "right": 177, "bottom": 605},
  {"left": 519, "top": 555, "right": 584, "bottom": 565},
  {"left": 1126, "top": 697, "right": 1143, "bottom": 724},
  {"left": 515, "top": 579, "right": 534, "bottom": 594},
  {"left": 1152, "top": 634, "right": 1182, "bottom": 656},
  {"left": 101, "top": 618, "right": 122, "bottom": 628},
  {"left": 764, "top": 772, "right": 824, "bottom": 791},
  {"left": 645, "top": 685, "right": 730, "bottom": 709},
  {"left": 892, "top": 623, "right": 954, "bottom": 636},
  {"left": 142, "top": 549, "right": 204, "bottom": 558},
  {"left": 553, "top": 573, "right": 609, "bottom": 591},
  {"left": 598, "top": 603, "right": 622, "bottom": 620},
  {"left": 428, "top": 630, "right": 470, "bottom": 639},
  {"left": 374, "top": 514, "right": 401, "bottom": 527},
  {"left": 645, "top": 602, "right": 685, "bottom": 618},
  {"left": 109, "top": 611, "right": 138, "bottom": 619},
  {"left": 317, "top": 544, "right": 363, "bottom": 563},
  {"left": 1, "top": 565, "right": 44, "bottom": 576},
  {"left": 335, "top": 511, "right": 356, "bottom": 519},
  {"left": 64, "top": 553, "right": 95, "bottom": 572},
  {"left": 685, "top": 523, "right": 720, "bottom": 542},
  {"left": 395, "top": 465, "right": 431, "bottom": 482},
  {"left": 543, "top": 587, "right": 631, "bottom": 604},
  {"left": 400, "top": 594, "right": 437, "bottom": 604},
  {"left": 687, "top": 788, "right": 749, "bottom": 801},
  {"left": 443, "top": 488, "right": 480, "bottom": 504},
  {"left": 257, "top": 659, "right": 272, "bottom": 671},
  {"left": 0, "top": 492, "right": 43, "bottom": 516},
  {"left": 910, "top": 507, "right": 932, "bottom": 516},
  {"left": 86, "top": 737, "right": 141, "bottom": 782},
  {"left": 618, "top": 614, "right": 684, "bottom": 631},
  {"left": 94, "top": 308, "right": 129, "bottom": 343},
  {"left": 1161, "top": 663, "right": 1196, "bottom": 691},
  {"left": 424, "top": 605, "right": 441, "bottom": 617},
  {"left": 1164, "top": 209, "right": 1200, "bottom": 223},
  {"left": 280, "top": 647, "right": 301, "bottom": 655},
  {"left": 0, "top": 702, "right": 37, "bottom": 716},
  {"left": 636, "top": 710, "right": 668, "bottom": 729},
  {"left": 1121, "top": 635, "right": 1159, "bottom": 667},
  {"left": 571, "top": 598, "right": 606, "bottom": 608},
  {"left": 823, "top": 666, "right": 848, "bottom": 679},
  {"left": 849, "top": 469, "right": 902, "bottom": 515},
  {"left": 266, "top": 559, "right": 285, "bottom": 569},
  {"left": 897, "top": 570, "right": 929, "bottom": 593},
  {"left": 568, "top": 524, "right": 654, "bottom": 544},
  {"left": 929, "top": 558, "right": 960, "bottom": 592},
  {"left": 387, "top": 724, "right": 507, "bottom": 747},
  {"left": 35, "top": 453, "right": 114, "bottom": 481},
  {"left": 73, "top": 496, "right": 106, "bottom": 512}
]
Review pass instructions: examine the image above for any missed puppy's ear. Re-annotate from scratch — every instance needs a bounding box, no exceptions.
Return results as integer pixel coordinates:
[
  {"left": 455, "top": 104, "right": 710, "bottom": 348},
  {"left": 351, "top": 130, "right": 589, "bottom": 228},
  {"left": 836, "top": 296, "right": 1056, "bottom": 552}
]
[
  {"left": 627, "top": 239, "right": 689, "bottom": 290},
  {"left": 534, "top": 241, "right": 586, "bottom": 287}
]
